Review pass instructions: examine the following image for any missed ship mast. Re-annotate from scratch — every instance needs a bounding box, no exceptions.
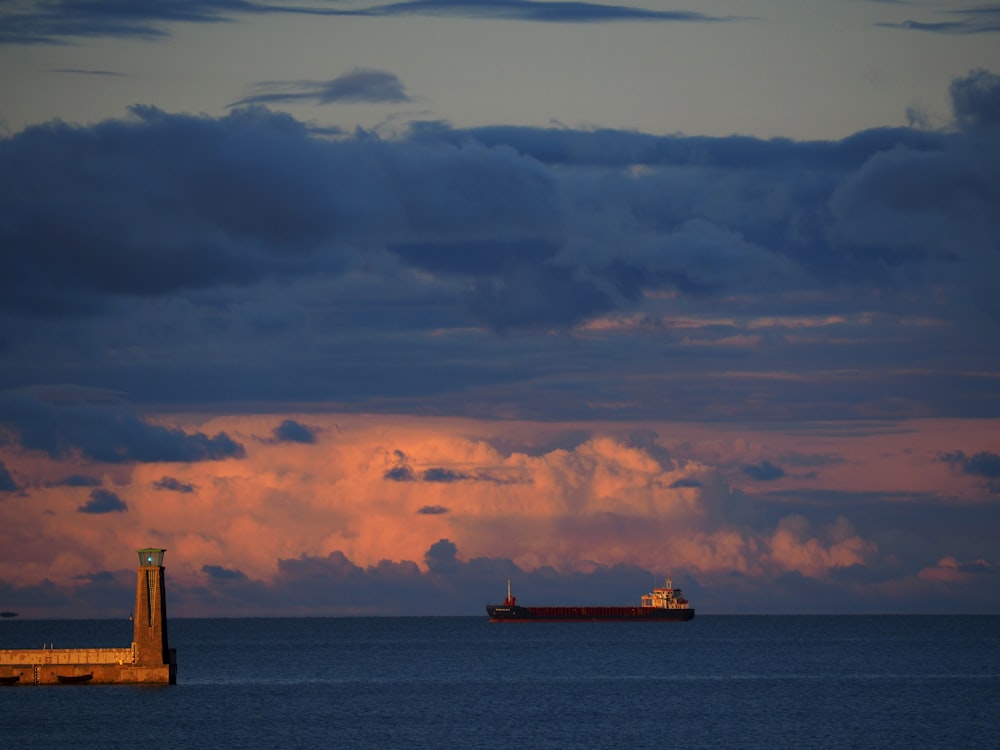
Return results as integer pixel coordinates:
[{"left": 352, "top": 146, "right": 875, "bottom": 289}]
[{"left": 503, "top": 578, "right": 516, "bottom": 607}]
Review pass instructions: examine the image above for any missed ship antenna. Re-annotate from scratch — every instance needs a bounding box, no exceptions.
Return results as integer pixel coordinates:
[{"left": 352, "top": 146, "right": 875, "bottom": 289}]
[{"left": 507, "top": 577, "right": 511, "bottom": 600}]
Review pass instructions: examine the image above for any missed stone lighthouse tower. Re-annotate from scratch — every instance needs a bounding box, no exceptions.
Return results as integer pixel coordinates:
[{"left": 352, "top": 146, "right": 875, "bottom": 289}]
[{"left": 133, "top": 548, "right": 176, "bottom": 682}]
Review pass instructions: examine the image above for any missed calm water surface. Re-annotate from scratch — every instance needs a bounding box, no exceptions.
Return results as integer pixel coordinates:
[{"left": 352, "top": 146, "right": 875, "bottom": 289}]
[{"left": 2, "top": 616, "right": 998, "bottom": 749}]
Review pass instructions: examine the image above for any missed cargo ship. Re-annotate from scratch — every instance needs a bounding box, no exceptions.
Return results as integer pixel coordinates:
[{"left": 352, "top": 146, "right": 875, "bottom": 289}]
[{"left": 486, "top": 575, "right": 694, "bottom": 622}]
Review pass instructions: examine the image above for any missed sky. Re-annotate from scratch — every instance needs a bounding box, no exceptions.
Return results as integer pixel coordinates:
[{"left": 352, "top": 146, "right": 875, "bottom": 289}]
[{"left": 1, "top": 0, "right": 1000, "bottom": 618}]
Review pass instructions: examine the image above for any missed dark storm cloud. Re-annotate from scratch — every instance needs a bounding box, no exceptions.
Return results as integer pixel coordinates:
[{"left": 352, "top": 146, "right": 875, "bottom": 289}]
[
  {"left": 0, "top": 569, "right": 134, "bottom": 619},
  {"left": 405, "top": 119, "right": 946, "bottom": 168},
  {"left": 78, "top": 488, "right": 128, "bottom": 513},
  {"left": 0, "top": 460, "right": 18, "bottom": 492},
  {"left": 424, "top": 537, "right": 460, "bottom": 573},
  {"left": 669, "top": 478, "right": 703, "bottom": 489},
  {"left": 271, "top": 419, "right": 317, "bottom": 444},
  {"left": 0, "top": 99, "right": 957, "bottom": 319},
  {"left": 153, "top": 476, "right": 196, "bottom": 492},
  {"left": 385, "top": 465, "right": 416, "bottom": 481},
  {"left": 441, "top": 468, "right": 524, "bottom": 484},
  {"left": 881, "top": 6, "right": 1000, "bottom": 35},
  {"left": 341, "top": 0, "right": 732, "bottom": 23},
  {"left": 422, "top": 467, "right": 468, "bottom": 482},
  {"left": 941, "top": 450, "right": 1000, "bottom": 478},
  {"left": 384, "top": 450, "right": 414, "bottom": 481},
  {"left": 420, "top": 467, "right": 522, "bottom": 483},
  {"left": 386, "top": 465, "right": 495, "bottom": 483},
  {"left": 0, "top": 106, "right": 331, "bottom": 313},
  {"left": 202, "top": 564, "right": 248, "bottom": 581},
  {"left": 221, "top": 541, "right": 675, "bottom": 615},
  {"left": 2, "top": 70, "right": 1000, "bottom": 420},
  {"left": 4, "top": 531, "right": 999, "bottom": 616},
  {"left": 0, "top": 0, "right": 734, "bottom": 45},
  {"left": 467, "top": 265, "right": 615, "bottom": 331},
  {"left": 0, "top": 103, "right": 554, "bottom": 317},
  {"left": 384, "top": 461, "right": 524, "bottom": 484},
  {"left": 390, "top": 238, "right": 560, "bottom": 274},
  {"left": 950, "top": 68, "right": 1000, "bottom": 129},
  {"left": 742, "top": 461, "right": 786, "bottom": 481},
  {"left": 73, "top": 570, "right": 113, "bottom": 584},
  {"left": 48, "top": 68, "right": 125, "bottom": 77},
  {"left": 390, "top": 238, "right": 615, "bottom": 330},
  {"left": 779, "top": 451, "right": 846, "bottom": 470},
  {"left": 0, "top": 0, "right": 251, "bottom": 45},
  {"left": 941, "top": 450, "right": 1000, "bottom": 492},
  {"left": 230, "top": 70, "right": 411, "bottom": 108},
  {"left": 183, "top": 538, "right": 1000, "bottom": 615},
  {"left": 0, "top": 393, "right": 245, "bottom": 463},
  {"left": 45, "top": 474, "right": 102, "bottom": 488}
]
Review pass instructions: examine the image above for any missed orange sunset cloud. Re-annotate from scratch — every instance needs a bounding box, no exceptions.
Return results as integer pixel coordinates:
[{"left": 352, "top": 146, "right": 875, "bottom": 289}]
[{"left": 3, "top": 410, "right": 997, "bottom": 615}]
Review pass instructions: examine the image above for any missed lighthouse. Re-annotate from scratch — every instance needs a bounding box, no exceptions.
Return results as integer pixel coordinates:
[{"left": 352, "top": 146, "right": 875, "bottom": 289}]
[{"left": 132, "top": 548, "right": 176, "bottom": 681}]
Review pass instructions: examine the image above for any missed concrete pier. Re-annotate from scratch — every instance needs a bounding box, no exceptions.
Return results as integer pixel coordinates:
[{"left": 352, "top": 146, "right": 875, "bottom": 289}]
[{"left": 0, "top": 548, "right": 178, "bottom": 686}]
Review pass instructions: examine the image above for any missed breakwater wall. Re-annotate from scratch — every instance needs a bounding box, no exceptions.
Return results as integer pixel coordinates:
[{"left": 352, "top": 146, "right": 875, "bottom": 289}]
[{"left": 0, "top": 645, "right": 176, "bottom": 685}]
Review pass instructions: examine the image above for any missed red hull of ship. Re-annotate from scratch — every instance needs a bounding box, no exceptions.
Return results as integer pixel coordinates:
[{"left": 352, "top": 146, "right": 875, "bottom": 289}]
[{"left": 487, "top": 605, "right": 695, "bottom": 622}]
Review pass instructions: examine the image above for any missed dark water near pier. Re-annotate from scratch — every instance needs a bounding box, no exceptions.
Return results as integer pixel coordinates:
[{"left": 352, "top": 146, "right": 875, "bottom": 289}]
[{"left": 3, "top": 616, "right": 999, "bottom": 749}]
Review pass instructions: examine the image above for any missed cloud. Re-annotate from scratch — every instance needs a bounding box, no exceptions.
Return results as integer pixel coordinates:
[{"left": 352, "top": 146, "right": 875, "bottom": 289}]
[
  {"left": 669, "top": 478, "right": 703, "bottom": 489},
  {"left": 0, "top": 0, "right": 241, "bottom": 45},
  {"left": 942, "top": 450, "right": 1000, "bottom": 478},
  {"left": 0, "top": 0, "right": 737, "bottom": 46},
  {"left": 154, "top": 476, "right": 195, "bottom": 492},
  {"left": 941, "top": 449, "right": 1000, "bottom": 493},
  {"left": 3, "top": 414, "right": 999, "bottom": 615},
  {"left": 45, "top": 474, "right": 101, "bottom": 488},
  {"left": 343, "top": 0, "right": 735, "bottom": 24},
  {"left": 881, "top": 7, "right": 1000, "bottom": 35},
  {"left": 419, "top": 466, "right": 521, "bottom": 483},
  {"left": 0, "top": 568, "right": 135, "bottom": 618},
  {"left": 192, "top": 541, "right": 677, "bottom": 616},
  {"left": 0, "top": 393, "right": 246, "bottom": 463},
  {"left": 78, "top": 488, "right": 127, "bottom": 514},
  {"left": 0, "top": 460, "right": 17, "bottom": 492},
  {"left": 202, "top": 564, "right": 248, "bottom": 581},
  {"left": 424, "top": 537, "right": 459, "bottom": 574},
  {"left": 48, "top": 68, "right": 125, "bottom": 77},
  {"left": 779, "top": 451, "right": 846, "bottom": 470},
  {"left": 230, "top": 69, "right": 411, "bottom": 108},
  {"left": 9, "top": 534, "right": 996, "bottom": 617},
  {"left": 384, "top": 449, "right": 416, "bottom": 481},
  {"left": 950, "top": 69, "right": 1000, "bottom": 130},
  {"left": 742, "top": 460, "right": 786, "bottom": 481},
  {"left": 73, "top": 570, "right": 113, "bottom": 583},
  {"left": 386, "top": 457, "right": 527, "bottom": 484},
  {"left": 422, "top": 467, "right": 467, "bottom": 482},
  {"left": 918, "top": 556, "right": 999, "bottom": 586},
  {"left": 271, "top": 419, "right": 317, "bottom": 444},
  {"left": 385, "top": 465, "right": 416, "bottom": 481},
  {"left": 1, "top": 71, "right": 999, "bottom": 422}
]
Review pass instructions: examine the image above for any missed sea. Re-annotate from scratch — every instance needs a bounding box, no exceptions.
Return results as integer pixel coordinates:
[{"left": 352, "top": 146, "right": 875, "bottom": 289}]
[{"left": 2, "top": 615, "right": 999, "bottom": 749}]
